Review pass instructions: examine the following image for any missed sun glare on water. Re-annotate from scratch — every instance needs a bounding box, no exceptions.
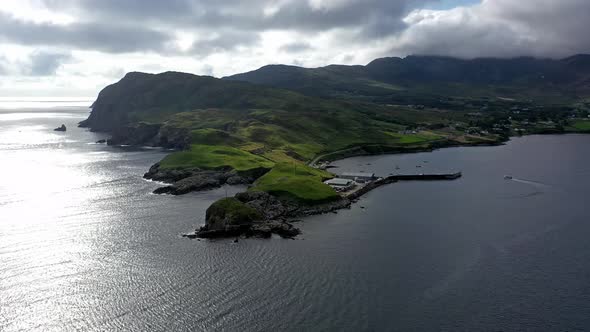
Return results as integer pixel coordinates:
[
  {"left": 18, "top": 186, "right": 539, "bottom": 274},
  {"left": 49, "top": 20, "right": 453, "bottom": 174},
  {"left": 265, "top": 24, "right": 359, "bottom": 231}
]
[{"left": 0, "top": 97, "right": 94, "bottom": 110}]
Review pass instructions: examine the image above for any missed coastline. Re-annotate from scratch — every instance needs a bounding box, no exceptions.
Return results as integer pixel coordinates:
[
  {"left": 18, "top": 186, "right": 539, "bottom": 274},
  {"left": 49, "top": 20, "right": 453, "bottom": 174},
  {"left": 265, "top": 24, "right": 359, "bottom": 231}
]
[
  {"left": 182, "top": 140, "right": 495, "bottom": 239},
  {"left": 309, "top": 138, "right": 505, "bottom": 166},
  {"left": 98, "top": 129, "right": 588, "bottom": 240}
]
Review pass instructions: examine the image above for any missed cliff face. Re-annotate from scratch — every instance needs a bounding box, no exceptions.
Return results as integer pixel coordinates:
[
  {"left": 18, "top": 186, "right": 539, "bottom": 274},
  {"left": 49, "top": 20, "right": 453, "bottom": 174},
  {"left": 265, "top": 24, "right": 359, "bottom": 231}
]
[
  {"left": 78, "top": 70, "right": 318, "bottom": 149},
  {"left": 79, "top": 71, "right": 217, "bottom": 132},
  {"left": 79, "top": 72, "right": 154, "bottom": 132},
  {"left": 79, "top": 71, "right": 224, "bottom": 146},
  {"left": 80, "top": 70, "right": 310, "bottom": 131}
]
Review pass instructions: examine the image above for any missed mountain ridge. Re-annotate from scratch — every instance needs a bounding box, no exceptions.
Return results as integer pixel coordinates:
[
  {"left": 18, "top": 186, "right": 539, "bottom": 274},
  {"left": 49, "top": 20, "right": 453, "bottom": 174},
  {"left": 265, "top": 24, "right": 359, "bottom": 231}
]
[{"left": 224, "top": 54, "right": 590, "bottom": 104}]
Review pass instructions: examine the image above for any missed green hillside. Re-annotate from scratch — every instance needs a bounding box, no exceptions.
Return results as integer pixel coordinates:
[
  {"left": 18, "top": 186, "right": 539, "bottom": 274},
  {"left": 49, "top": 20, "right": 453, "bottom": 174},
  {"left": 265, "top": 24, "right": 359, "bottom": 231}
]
[
  {"left": 83, "top": 70, "right": 505, "bottom": 204},
  {"left": 225, "top": 55, "right": 590, "bottom": 107},
  {"left": 82, "top": 55, "right": 590, "bottom": 205}
]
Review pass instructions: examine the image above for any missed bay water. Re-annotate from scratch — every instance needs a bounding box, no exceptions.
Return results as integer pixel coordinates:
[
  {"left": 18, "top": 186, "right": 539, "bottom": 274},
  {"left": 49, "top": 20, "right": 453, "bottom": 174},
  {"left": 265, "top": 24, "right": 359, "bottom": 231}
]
[{"left": 1, "top": 106, "right": 589, "bottom": 331}]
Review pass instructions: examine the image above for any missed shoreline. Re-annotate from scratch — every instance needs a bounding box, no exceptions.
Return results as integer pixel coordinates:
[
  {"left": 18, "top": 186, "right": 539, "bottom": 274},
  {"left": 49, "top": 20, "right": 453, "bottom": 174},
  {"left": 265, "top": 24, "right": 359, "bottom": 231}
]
[
  {"left": 309, "top": 139, "right": 505, "bottom": 167},
  {"left": 102, "top": 131, "right": 587, "bottom": 240},
  {"left": 184, "top": 133, "right": 589, "bottom": 240}
]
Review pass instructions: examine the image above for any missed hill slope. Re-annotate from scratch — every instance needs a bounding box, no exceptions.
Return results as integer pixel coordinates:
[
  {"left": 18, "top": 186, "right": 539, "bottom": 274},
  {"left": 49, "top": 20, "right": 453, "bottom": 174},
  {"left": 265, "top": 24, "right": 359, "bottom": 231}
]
[
  {"left": 81, "top": 70, "right": 502, "bottom": 203},
  {"left": 225, "top": 55, "right": 590, "bottom": 105}
]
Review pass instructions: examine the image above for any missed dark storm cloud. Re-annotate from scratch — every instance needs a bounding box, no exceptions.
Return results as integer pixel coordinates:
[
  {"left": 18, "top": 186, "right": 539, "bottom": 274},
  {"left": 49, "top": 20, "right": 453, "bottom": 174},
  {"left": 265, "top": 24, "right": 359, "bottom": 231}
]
[
  {"left": 0, "top": 12, "right": 172, "bottom": 53},
  {"left": 28, "top": 51, "right": 72, "bottom": 76}
]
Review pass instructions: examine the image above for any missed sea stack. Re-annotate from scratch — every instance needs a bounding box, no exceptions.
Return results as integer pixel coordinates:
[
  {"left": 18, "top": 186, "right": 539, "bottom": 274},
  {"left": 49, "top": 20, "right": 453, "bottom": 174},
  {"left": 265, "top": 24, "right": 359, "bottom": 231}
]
[{"left": 54, "top": 124, "right": 67, "bottom": 132}]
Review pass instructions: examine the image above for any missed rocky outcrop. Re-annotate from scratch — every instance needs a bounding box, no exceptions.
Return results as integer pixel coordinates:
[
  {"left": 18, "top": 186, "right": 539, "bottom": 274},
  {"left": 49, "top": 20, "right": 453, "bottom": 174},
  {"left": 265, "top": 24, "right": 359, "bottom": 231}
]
[
  {"left": 54, "top": 124, "right": 66, "bottom": 132},
  {"left": 196, "top": 219, "right": 300, "bottom": 239},
  {"left": 249, "top": 221, "right": 300, "bottom": 238},
  {"left": 194, "top": 191, "right": 348, "bottom": 239},
  {"left": 106, "top": 123, "right": 162, "bottom": 146},
  {"left": 154, "top": 126, "right": 191, "bottom": 150},
  {"left": 144, "top": 162, "right": 194, "bottom": 182},
  {"left": 196, "top": 197, "right": 266, "bottom": 238},
  {"left": 153, "top": 172, "right": 229, "bottom": 195},
  {"left": 234, "top": 191, "right": 351, "bottom": 219},
  {"left": 145, "top": 163, "right": 270, "bottom": 195},
  {"left": 234, "top": 191, "right": 288, "bottom": 219},
  {"left": 205, "top": 197, "right": 262, "bottom": 229}
]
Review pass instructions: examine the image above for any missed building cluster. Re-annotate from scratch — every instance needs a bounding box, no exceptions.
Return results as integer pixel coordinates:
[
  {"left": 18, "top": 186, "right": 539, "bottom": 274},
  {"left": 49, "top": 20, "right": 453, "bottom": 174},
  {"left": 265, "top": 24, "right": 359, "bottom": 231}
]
[{"left": 324, "top": 172, "right": 377, "bottom": 192}]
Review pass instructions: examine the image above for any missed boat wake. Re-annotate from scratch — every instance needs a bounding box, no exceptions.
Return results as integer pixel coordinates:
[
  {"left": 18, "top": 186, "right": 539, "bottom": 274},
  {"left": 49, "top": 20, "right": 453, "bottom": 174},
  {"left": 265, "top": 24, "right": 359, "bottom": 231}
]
[
  {"left": 510, "top": 178, "right": 552, "bottom": 188},
  {"left": 502, "top": 176, "right": 553, "bottom": 199}
]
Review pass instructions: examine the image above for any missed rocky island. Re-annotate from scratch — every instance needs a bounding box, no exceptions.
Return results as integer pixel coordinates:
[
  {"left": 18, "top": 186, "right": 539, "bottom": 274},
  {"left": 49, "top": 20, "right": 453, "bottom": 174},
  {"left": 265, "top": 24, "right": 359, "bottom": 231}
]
[
  {"left": 54, "top": 124, "right": 67, "bottom": 132},
  {"left": 80, "top": 55, "right": 590, "bottom": 238}
]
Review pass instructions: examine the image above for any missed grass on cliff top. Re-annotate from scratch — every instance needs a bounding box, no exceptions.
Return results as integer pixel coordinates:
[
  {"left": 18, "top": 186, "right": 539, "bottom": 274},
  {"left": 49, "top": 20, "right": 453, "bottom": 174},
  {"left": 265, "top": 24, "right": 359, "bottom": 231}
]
[
  {"left": 251, "top": 163, "right": 339, "bottom": 204},
  {"left": 190, "top": 128, "right": 244, "bottom": 146},
  {"left": 207, "top": 197, "right": 262, "bottom": 224},
  {"left": 571, "top": 120, "right": 590, "bottom": 131},
  {"left": 383, "top": 131, "right": 443, "bottom": 144},
  {"left": 160, "top": 144, "right": 274, "bottom": 171}
]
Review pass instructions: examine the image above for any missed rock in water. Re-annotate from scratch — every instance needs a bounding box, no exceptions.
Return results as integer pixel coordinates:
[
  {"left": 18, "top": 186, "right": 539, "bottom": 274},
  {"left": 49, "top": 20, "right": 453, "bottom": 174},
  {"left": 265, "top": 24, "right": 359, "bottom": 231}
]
[{"left": 54, "top": 124, "right": 67, "bottom": 132}]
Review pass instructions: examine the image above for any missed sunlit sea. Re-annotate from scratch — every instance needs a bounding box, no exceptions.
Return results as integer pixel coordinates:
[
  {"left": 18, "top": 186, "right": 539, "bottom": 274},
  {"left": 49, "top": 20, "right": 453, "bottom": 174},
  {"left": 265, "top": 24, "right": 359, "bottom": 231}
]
[{"left": 1, "top": 104, "right": 590, "bottom": 331}]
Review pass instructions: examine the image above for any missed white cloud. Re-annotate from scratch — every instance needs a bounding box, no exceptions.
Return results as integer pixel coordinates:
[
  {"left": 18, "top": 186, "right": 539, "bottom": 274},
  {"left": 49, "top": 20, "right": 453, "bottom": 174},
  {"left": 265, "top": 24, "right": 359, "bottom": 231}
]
[{"left": 390, "top": 0, "right": 590, "bottom": 58}]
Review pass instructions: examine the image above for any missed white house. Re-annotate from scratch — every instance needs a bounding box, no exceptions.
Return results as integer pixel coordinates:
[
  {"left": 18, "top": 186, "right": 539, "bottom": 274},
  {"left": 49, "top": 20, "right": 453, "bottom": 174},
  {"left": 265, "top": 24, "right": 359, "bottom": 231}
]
[
  {"left": 325, "top": 178, "right": 355, "bottom": 190},
  {"left": 340, "top": 172, "right": 376, "bottom": 182}
]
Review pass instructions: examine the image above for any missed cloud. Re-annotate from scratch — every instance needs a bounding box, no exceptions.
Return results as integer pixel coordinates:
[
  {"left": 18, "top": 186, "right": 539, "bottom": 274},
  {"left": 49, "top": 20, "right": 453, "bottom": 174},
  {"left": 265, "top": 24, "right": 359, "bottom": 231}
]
[
  {"left": 0, "top": 12, "right": 173, "bottom": 53},
  {"left": 1, "top": 0, "right": 432, "bottom": 63},
  {"left": 189, "top": 31, "right": 261, "bottom": 57},
  {"left": 389, "top": 0, "right": 590, "bottom": 59},
  {"left": 28, "top": 51, "right": 71, "bottom": 76},
  {"left": 1, "top": 0, "right": 589, "bottom": 97},
  {"left": 0, "top": 56, "right": 8, "bottom": 75},
  {"left": 0, "top": 50, "right": 71, "bottom": 76},
  {"left": 200, "top": 64, "right": 214, "bottom": 76},
  {"left": 279, "top": 42, "right": 313, "bottom": 53},
  {"left": 41, "top": 0, "right": 426, "bottom": 34},
  {"left": 3, "top": 0, "right": 589, "bottom": 62}
]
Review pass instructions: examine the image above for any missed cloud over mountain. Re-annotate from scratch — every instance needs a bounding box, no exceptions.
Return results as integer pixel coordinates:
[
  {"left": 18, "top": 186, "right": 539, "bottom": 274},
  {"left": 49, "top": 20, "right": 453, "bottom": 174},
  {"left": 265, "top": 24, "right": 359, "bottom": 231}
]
[
  {"left": 391, "top": 0, "right": 590, "bottom": 59},
  {"left": 0, "top": 0, "right": 588, "bottom": 96}
]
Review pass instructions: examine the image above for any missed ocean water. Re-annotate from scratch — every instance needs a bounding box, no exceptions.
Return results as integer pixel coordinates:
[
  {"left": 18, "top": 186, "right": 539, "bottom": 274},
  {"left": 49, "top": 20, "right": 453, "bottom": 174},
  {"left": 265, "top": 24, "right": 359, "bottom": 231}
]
[{"left": 1, "top": 107, "right": 590, "bottom": 331}]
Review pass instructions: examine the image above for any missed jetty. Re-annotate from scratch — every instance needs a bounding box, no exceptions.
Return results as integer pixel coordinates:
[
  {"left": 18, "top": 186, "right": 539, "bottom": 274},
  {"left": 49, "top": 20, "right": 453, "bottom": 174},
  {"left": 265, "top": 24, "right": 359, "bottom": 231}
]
[
  {"left": 390, "top": 172, "right": 462, "bottom": 181},
  {"left": 344, "top": 172, "right": 462, "bottom": 200}
]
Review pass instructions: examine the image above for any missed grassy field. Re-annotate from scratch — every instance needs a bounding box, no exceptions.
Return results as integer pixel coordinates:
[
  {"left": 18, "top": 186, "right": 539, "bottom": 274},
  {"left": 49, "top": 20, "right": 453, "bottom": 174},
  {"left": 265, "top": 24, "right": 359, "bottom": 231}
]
[
  {"left": 160, "top": 144, "right": 274, "bottom": 171},
  {"left": 251, "top": 163, "right": 340, "bottom": 204},
  {"left": 383, "top": 131, "right": 443, "bottom": 144},
  {"left": 571, "top": 120, "right": 590, "bottom": 131},
  {"left": 155, "top": 107, "right": 489, "bottom": 204}
]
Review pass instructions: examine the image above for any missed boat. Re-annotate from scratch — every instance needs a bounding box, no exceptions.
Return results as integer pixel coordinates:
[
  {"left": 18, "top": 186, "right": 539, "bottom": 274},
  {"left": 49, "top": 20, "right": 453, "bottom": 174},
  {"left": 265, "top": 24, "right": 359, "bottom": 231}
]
[{"left": 504, "top": 175, "right": 513, "bottom": 180}]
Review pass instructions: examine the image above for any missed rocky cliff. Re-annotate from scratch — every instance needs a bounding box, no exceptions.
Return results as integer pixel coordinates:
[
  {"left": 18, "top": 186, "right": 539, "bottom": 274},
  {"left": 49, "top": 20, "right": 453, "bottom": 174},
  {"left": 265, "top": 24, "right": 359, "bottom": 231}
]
[{"left": 195, "top": 191, "right": 351, "bottom": 239}]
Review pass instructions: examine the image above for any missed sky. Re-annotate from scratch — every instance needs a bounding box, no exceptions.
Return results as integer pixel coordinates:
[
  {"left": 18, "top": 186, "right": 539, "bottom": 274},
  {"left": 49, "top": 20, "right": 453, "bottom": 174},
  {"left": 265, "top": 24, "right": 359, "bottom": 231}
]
[{"left": 0, "top": 0, "right": 588, "bottom": 97}]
